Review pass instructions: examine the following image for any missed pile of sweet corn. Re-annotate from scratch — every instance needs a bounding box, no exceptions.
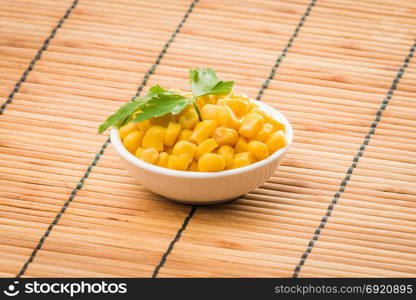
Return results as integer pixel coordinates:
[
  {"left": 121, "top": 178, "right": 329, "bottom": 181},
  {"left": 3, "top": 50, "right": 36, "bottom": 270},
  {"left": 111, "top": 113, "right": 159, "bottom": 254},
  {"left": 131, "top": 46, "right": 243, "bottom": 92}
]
[{"left": 119, "top": 92, "right": 287, "bottom": 172}]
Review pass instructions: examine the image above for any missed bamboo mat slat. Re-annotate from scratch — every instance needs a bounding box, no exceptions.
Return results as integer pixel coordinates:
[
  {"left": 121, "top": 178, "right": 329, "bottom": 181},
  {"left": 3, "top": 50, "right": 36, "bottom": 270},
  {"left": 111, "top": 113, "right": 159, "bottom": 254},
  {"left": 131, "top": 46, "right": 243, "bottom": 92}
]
[
  {"left": 157, "top": 0, "right": 416, "bottom": 277},
  {"left": 0, "top": 0, "right": 74, "bottom": 102},
  {"left": 13, "top": 0, "right": 314, "bottom": 278},
  {"left": 0, "top": 0, "right": 194, "bottom": 277},
  {"left": 300, "top": 58, "right": 416, "bottom": 278},
  {"left": 0, "top": 0, "right": 415, "bottom": 278}
]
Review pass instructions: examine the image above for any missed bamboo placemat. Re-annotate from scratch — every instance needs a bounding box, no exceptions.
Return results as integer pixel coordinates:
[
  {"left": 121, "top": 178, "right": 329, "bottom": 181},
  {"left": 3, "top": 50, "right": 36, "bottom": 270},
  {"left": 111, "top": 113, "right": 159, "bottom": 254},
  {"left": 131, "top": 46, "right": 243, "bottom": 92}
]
[{"left": 0, "top": 0, "right": 415, "bottom": 278}]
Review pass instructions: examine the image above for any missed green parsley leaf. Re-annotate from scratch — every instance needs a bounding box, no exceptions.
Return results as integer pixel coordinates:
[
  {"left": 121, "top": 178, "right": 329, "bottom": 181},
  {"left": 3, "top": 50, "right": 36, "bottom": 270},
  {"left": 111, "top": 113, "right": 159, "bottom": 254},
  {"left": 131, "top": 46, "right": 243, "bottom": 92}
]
[
  {"left": 133, "top": 93, "right": 192, "bottom": 123},
  {"left": 131, "top": 84, "right": 165, "bottom": 105},
  {"left": 98, "top": 68, "right": 233, "bottom": 134},
  {"left": 189, "top": 68, "right": 234, "bottom": 97},
  {"left": 98, "top": 85, "right": 191, "bottom": 133},
  {"left": 149, "top": 84, "right": 166, "bottom": 94},
  {"left": 98, "top": 101, "right": 141, "bottom": 134}
]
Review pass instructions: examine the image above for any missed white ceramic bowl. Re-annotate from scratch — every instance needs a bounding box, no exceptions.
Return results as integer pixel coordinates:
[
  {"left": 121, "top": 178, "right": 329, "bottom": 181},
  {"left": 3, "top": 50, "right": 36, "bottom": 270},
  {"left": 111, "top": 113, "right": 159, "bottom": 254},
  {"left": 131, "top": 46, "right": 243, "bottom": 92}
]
[{"left": 111, "top": 100, "right": 293, "bottom": 205}]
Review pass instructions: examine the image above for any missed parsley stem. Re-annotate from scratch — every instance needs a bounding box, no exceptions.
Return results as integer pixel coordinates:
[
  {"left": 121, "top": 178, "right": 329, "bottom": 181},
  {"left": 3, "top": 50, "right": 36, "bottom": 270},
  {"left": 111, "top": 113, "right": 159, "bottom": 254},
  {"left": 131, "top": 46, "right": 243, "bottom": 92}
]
[{"left": 192, "top": 97, "right": 202, "bottom": 121}]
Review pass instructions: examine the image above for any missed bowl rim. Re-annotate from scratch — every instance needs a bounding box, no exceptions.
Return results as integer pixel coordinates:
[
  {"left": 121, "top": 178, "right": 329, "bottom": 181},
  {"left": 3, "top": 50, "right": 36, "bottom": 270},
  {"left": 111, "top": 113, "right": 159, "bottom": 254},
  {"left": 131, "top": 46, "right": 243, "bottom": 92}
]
[{"left": 110, "top": 100, "right": 293, "bottom": 178}]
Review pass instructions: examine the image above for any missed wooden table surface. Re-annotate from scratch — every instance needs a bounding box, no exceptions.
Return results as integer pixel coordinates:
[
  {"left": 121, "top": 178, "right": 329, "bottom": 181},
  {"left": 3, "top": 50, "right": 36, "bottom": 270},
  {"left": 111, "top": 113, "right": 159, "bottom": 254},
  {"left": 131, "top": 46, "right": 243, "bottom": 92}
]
[{"left": 0, "top": 0, "right": 415, "bottom": 277}]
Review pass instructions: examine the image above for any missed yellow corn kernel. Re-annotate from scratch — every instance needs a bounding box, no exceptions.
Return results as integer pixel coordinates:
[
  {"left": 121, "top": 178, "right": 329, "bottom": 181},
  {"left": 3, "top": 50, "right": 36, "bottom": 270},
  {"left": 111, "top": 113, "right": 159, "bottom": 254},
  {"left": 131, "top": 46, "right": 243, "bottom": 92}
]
[
  {"left": 217, "top": 98, "right": 249, "bottom": 119},
  {"left": 167, "top": 154, "right": 189, "bottom": 171},
  {"left": 156, "top": 151, "right": 169, "bottom": 168},
  {"left": 135, "top": 119, "right": 151, "bottom": 132},
  {"left": 232, "top": 94, "right": 250, "bottom": 102},
  {"left": 255, "top": 123, "right": 274, "bottom": 142},
  {"left": 164, "top": 122, "right": 182, "bottom": 147},
  {"left": 212, "top": 126, "right": 239, "bottom": 146},
  {"left": 230, "top": 152, "right": 254, "bottom": 169},
  {"left": 178, "top": 129, "right": 193, "bottom": 141},
  {"left": 239, "top": 112, "right": 264, "bottom": 138},
  {"left": 134, "top": 147, "right": 144, "bottom": 158},
  {"left": 250, "top": 107, "right": 271, "bottom": 122},
  {"left": 266, "top": 130, "right": 287, "bottom": 153},
  {"left": 181, "top": 103, "right": 194, "bottom": 112},
  {"left": 196, "top": 138, "right": 219, "bottom": 159},
  {"left": 217, "top": 145, "right": 234, "bottom": 169},
  {"left": 248, "top": 101, "right": 258, "bottom": 110},
  {"left": 198, "top": 153, "right": 225, "bottom": 172},
  {"left": 188, "top": 160, "right": 199, "bottom": 172},
  {"left": 178, "top": 108, "right": 199, "bottom": 130},
  {"left": 172, "top": 140, "right": 197, "bottom": 162},
  {"left": 190, "top": 120, "right": 218, "bottom": 144},
  {"left": 235, "top": 137, "right": 249, "bottom": 153},
  {"left": 217, "top": 105, "right": 239, "bottom": 129},
  {"left": 250, "top": 108, "right": 285, "bottom": 131},
  {"left": 123, "top": 130, "right": 143, "bottom": 153},
  {"left": 215, "top": 93, "right": 231, "bottom": 100},
  {"left": 269, "top": 118, "right": 285, "bottom": 132},
  {"left": 150, "top": 113, "right": 175, "bottom": 127},
  {"left": 119, "top": 122, "right": 137, "bottom": 140},
  {"left": 140, "top": 148, "right": 159, "bottom": 164},
  {"left": 142, "top": 125, "right": 165, "bottom": 151},
  {"left": 201, "top": 104, "right": 220, "bottom": 121},
  {"left": 247, "top": 140, "right": 269, "bottom": 160},
  {"left": 196, "top": 95, "right": 214, "bottom": 110}
]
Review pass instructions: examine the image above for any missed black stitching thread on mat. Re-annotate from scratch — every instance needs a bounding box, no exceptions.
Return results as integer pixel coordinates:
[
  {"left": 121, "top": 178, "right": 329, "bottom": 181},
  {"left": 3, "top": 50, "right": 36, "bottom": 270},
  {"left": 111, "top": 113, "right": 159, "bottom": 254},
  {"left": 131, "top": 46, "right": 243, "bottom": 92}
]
[
  {"left": 257, "top": 0, "right": 316, "bottom": 101},
  {"left": 152, "top": 205, "right": 197, "bottom": 278},
  {"left": 152, "top": 0, "right": 317, "bottom": 277},
  {"left": 0, "top": 0, "right": 79, "bottom": 116},
  {"left": 16, "top": 0, "right": 200, "bottom": 278},
  {"left": 16, "top": 141, "right": 110, "bottom": 278},
  {"left": 292, "top": 38, "right": 416, "bottom": 278}
]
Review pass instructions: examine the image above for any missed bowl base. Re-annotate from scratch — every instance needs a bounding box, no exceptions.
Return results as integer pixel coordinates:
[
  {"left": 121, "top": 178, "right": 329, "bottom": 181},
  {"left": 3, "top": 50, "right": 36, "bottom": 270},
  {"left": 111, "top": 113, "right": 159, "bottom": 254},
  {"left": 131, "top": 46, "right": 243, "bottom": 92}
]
[{"left": 167, "top": 195, "right": 242, "bottom": 206}]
